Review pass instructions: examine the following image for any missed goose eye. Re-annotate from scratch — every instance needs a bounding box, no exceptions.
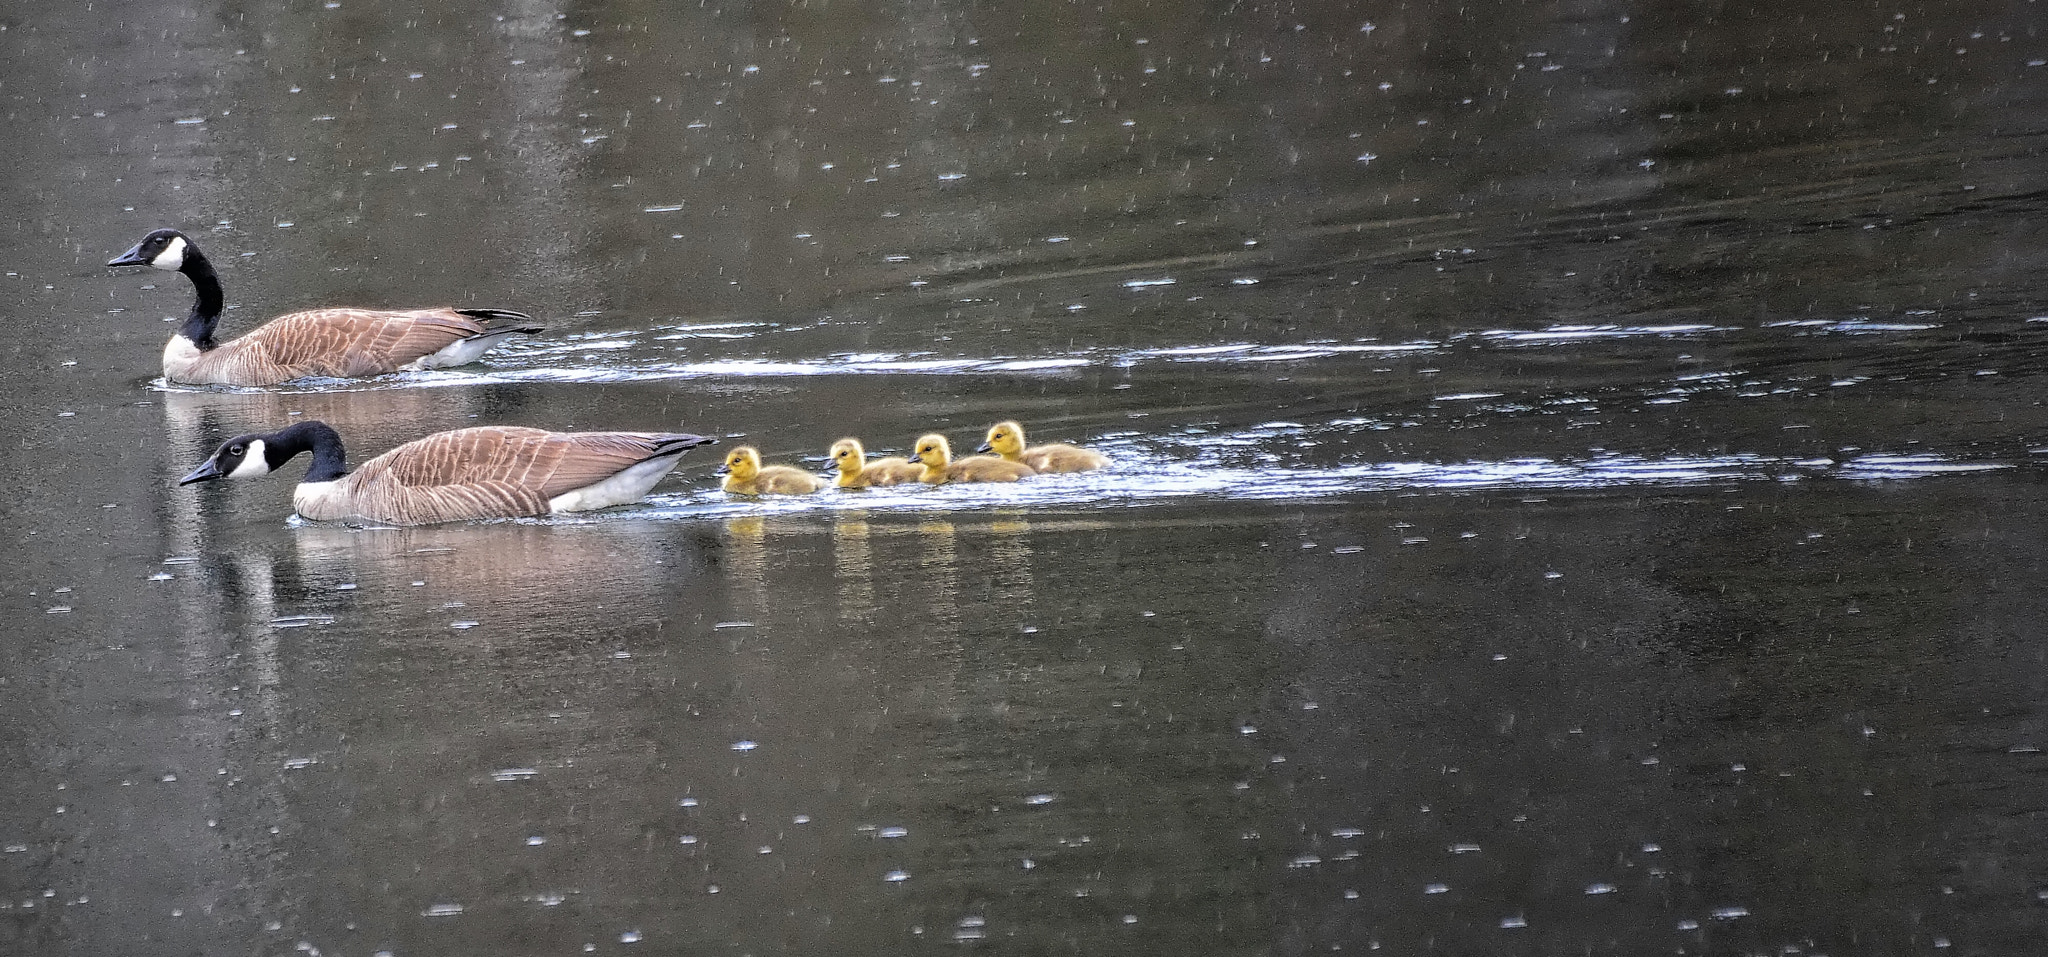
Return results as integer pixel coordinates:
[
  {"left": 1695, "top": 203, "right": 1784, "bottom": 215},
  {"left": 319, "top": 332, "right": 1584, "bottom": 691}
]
[{"left": 228, "top": 444, "right": 246, "bottom": 456}]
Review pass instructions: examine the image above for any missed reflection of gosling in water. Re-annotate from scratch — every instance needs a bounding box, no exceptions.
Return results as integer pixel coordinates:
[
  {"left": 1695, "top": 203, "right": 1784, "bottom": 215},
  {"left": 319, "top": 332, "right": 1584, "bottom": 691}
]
[
  {"left": 909, "top": 434, "right": 1036, "bottom": 485},
  {"left": 829, "top": 438, "right": 923, "bottom": 488},
  {"left": 720, "top": 446, "right": 824, "bottom": 496},
  {"left": 980, "top": 420, "right": 1110, "bottom": 473}
]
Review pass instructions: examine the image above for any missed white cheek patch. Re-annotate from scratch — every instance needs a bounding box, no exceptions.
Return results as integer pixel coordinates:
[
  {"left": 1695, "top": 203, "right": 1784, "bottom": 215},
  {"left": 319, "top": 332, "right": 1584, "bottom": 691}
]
[
  {"left": 226, "top": 439, "right": 271, "bottom": 479},
  {"left": 149, "top": 236, "right": 187, "bottom": 271}
]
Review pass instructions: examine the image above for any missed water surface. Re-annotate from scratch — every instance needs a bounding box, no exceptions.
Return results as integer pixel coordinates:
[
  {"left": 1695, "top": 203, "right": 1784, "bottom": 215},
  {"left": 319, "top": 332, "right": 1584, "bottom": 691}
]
[{"left": 5, "top": 0, "right": 2048, "bottom": 954}]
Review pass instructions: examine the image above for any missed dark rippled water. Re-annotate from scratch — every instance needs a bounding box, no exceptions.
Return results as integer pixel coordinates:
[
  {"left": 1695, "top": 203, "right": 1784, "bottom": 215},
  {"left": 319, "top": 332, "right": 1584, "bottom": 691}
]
[{"left": 7, "top": 0, "right": 2048, "bottom": 954}]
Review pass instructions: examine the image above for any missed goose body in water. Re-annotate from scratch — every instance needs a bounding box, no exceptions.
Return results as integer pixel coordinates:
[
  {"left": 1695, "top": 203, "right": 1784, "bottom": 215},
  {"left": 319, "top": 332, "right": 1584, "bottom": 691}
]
[
  {"left": 979, "top": 420, "right": 1110, "bottom": 473},
  {"left": 719, "top": 446, "right": 825, "bottom": 496},
  {"left": 827, "top": 438, "right": 923, "bottom": 488},
  {"left": 178, "top": 421, "right": 715, "bottom": 524},
  {"left": 909, "top": 434, "right": 1036, "bottom": 485},
  {"left": 109, "top": 228, "right": 542, "bottom": 386}
]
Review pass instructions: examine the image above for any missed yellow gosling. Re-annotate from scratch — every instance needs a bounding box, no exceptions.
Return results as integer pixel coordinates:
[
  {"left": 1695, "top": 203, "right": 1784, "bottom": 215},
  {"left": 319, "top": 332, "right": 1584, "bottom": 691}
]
[
  {"left": 909, "top": 434, "right": 1036, "bottom": 485},
  {"left": 829, "top": 438, "right": 923, "bottom": 488},
  {"left": 979, "top": 420, "right": 1110, "bottom": 473},
  {"left": 720, "top": 446, "right": 824, "bottom": 496}
]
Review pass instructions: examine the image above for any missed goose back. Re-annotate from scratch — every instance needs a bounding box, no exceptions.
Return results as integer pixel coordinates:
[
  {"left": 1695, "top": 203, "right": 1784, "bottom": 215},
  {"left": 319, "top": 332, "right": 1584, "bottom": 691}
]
[
  {"left": 169, "top": 308, "right": 537, "bottom": 386},
  {"left": 299, "top": 427, "right": 709, "bottom": 524}
]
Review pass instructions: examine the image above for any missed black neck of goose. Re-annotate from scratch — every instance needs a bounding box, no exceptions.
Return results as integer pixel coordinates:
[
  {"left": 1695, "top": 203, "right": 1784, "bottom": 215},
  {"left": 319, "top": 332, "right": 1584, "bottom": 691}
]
[
  {"left": 178, "top": 248, "right": 225, "bottom": 350},
  {"left": 271, "top": 421, "right": 349, "bottom": 482}
]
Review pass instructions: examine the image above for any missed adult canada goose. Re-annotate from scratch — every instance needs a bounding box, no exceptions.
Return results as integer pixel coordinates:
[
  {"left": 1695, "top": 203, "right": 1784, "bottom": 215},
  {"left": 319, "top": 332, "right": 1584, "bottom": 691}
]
[
  {"left": 108, "top": 228, "right": 543, "bottom": 386},
  {"left": 827, "top": 438, "right": 922, "bottom": 488},
  {"left": 908, "top": 434, "right": 1036, "bottom": 485},
  {"left": 719, "top": 446, "right": 824, "bottom": 496},
  {"left": 178, "top": 420, "right": 715, "bottom": 524},
  {"left": 978, "top": 420, "right": 1111, "bottom": 473}
]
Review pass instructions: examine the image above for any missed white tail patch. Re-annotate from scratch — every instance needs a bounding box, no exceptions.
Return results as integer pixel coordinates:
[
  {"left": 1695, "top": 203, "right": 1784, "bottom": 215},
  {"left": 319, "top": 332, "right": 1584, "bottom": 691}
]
[
  {"left": 548, "top": 453, "right": 688, "bottom": 513},
  {"left": 403, "top": 331, "right": 517, "bottom": 371},
  {"left": 150, "top": 235, "right": 188, "bottom": 271}
]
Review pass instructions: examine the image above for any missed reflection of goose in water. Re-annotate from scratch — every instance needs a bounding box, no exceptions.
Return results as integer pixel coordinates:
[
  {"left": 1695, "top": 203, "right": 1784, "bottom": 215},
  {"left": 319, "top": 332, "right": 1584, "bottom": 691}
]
[
  {"left": 828, "top": 438, "right": 922, "bottom": 489},
  {"left": 909, "top": 434, "right": 1035, "bottom": 485},
  {"left": 833, "top": 517, "right": 877, "bottom": 623},
  {"left": 718, "top": 446, "right": 824, "bottom": 496},
  {"left": 979, "top": 420, "right": 1110, "bottom": 473},
  {"left": 108, "top": 228, "right": 541, "bottom": 386},
  {"left": 288, "top": 518, "right": 694, "bottom": 636},
  {"left": 179, "top": 420, "right": 715, "bottom": 524}
]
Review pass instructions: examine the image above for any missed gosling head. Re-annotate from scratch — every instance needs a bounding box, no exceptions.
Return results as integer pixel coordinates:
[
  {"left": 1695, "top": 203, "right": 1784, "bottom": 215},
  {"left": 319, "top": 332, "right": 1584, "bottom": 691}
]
[
  {"left": 109, "top": 228, "right": 196, "bottom": 273},
  {"left": 719, "top": 446, "right": 764, "bottom": 481},
  {"left": 829, "top": 438, "right": 866, "bottom": 476},
  {"left": 979, "top": 420, "right": 1027, "bottom": 458},
  {"left": 908, "top": 434, "right": 952, "bottom": 468}
]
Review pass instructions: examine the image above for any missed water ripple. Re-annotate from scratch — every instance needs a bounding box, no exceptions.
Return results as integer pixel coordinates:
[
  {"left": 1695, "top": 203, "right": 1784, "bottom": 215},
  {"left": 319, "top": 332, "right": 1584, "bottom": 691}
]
[
  {"left": 615, "top": 447, "right": 2007, "bottom": 522},
  {"left": 146, "top": 318, "right": 1953, "bottom": 393}
]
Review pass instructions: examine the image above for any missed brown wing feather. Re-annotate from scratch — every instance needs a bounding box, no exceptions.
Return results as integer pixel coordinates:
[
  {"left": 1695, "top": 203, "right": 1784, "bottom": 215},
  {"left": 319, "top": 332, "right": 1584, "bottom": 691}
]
[
  {"left": 355, "top": 427, "right": 690, "bottom": 510},
  {"left": 236, "top": 308, "right": 488, "bottom": 378}
]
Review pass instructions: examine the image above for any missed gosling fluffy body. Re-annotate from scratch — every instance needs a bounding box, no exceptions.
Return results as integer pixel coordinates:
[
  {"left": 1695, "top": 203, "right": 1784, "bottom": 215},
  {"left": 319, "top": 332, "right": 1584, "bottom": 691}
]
[
  {"left": 178, "top": 421, "right": 715, "bottom": 525},
  {"left": 979, "top": 420, "right": 1110, "bottom": 473},
  {"left": 909, "top": 434, "right": 1036, "bottom": 485},
  {"left": 110, "top": 228, "right": 542, "bottom": 386},
  {"left": 720, "top": 446, "right": 825, "bottom": 496},
  {"left": 828, "top": 438, "right": 923, "bottom": 488}
]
